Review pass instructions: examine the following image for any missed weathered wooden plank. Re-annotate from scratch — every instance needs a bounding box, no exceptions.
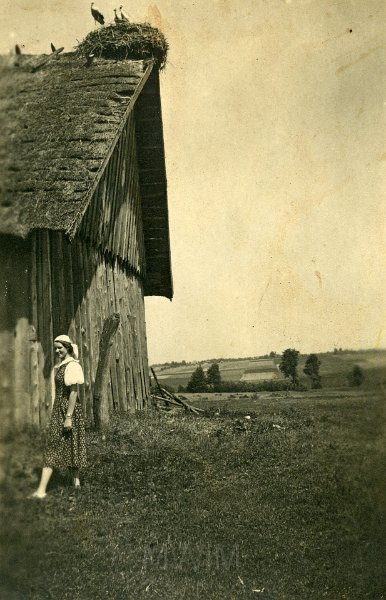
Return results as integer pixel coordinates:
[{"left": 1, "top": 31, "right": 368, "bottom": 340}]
[
  {"left": 81, "top": 242, "right": 95, "bottom": 423},
  {"left": 75, "top": 238, "right": 90, "bottom": 419},
  {"left": 109, "top": 127, "right": 125, "bottom": 257},
  {"left": 70, "top": 237, "right": 86, "bottom": 413},
  {"left": 29, "top": 233, "right": 40, "bottom": 426},
  {"left": 36, "top": 233, "right": 48, "bottom": 427},
  {"left": 112, "top": 263, "right": 127, "bottom": 411},
  {"left": 92, "top": 254, "right": 111, "bottom": 411},
  {"left": 104, "top": 260, "right": 119, "bottom": 410},
  {"left": 123, "top": 119, "right": 136, "bottom": 268},
  {"left": 115, "top": 123, "right": 129, "bottom": 261},
  {"left": 99, "top": 254, "right": 114, "bottom": 412}
]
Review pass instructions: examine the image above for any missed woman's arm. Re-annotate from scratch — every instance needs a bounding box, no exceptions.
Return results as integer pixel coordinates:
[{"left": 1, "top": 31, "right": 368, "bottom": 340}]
[{"left": 64, "top": 385, "right": 78, "bottom": 429}]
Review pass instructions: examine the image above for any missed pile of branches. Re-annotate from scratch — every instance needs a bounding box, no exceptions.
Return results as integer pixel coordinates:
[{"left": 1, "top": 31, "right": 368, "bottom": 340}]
[
  {"left": 150, "top": 369, "right": 203, "bottom": 415},
  {"left": 76, "top": 22, "right": 168, "bottom": 69}
]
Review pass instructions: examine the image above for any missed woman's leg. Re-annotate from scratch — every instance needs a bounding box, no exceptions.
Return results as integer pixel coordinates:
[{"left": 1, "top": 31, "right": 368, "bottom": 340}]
[
  {"left": 31, "top": 466, "right": 53, "bottom": 498},
  {"left": 71, "top": 468, "right": 81, "bottom": 488}
]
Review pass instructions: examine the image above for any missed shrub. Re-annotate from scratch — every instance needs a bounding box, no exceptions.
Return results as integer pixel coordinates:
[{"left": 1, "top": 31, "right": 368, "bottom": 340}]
[
  {"left": 349, "top": 365, "right": 365, "bottom": 387},
  {"left": 211, "top": 380, "right": 306, "bottom": 393}
]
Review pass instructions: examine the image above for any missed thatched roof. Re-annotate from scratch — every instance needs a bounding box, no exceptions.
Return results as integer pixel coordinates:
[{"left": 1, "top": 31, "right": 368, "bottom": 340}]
[{"left": 0, "top": 52, "right": 172, "bottom": 299}]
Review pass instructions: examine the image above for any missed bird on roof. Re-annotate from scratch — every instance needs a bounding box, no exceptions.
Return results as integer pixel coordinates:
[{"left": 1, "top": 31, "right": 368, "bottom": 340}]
[
  {"left": 91, "top": 2, "right": 105, "bottom": 25},
  {"left": 15, "top": 44, "right": 22, "bottom": 55},
  {"left": 50, "top": 43, "right": 56, "bottom": 53},
  {"left": 119, "top": 5, "right": 130, "bottom": 21},
  {"left": 84, "top": 53, "right": 95, "bottom": 68},
  {"left": 114, "top": 8, "right": 122, "bottom": 23}
]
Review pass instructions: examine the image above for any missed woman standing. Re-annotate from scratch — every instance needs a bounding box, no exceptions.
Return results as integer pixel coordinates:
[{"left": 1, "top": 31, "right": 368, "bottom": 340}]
[{"left": 32, "top": 335, "right": 87, "bottom": 498}]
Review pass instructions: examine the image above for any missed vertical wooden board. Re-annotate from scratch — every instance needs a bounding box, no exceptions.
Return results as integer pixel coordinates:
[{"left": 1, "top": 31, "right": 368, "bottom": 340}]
[
  {"left": 80, "top": 242, "right": 94, "bottom": 423},
  {"left": 29, "top": 234, "right": 40, "bottom": 425},
  {"left": 117, "top": 141, "right": 130, "bottom": 261},
  {"left": 103, "top": 157, "right": 116, "bottom": 252},
  {"left": 121, "top": 120, "right": 134, "bottom": 267},
  {"left": 89, "top": 250, "right": 101, "bottom": 378},
  {"left": 121, "top": 268, "right": 134, "bottom": 411},
  {"left": 103, "top": 153, "right": 114, "bottom": 252},
  {"left": 126, "top": 127, "right": 138, "bottom": 270},
  {"left": 131, "top": 116, "right": 146, "bottom": 274},
  {"left": 137, "top": 279, "right": 149, "bottom": 409},
  {"left": 83, "top": 244, "right": 96, "bottom": 385},
  {"left": 96, "top": 251, "right": 114, "bottom": 410},
  {"left": 104, "top": 257, "right": 119, "bottom": 410},
  {"left": 30, "top": 339, "right": 40, "bottom": 426},
  {"left": 112, "top": 263, "right": 127, "bottom": 411},
  {"left": 124, "top": 270, "right": 136, "bottom": 411},
  {"left": 118, "top": 120, "right": 130, "bottom": 260},
  {"left": 100, "top": 255, "right": 114, "bottom": 412},
  {"left": 36, "top": 233, "right": 48, "bottom": 427},
  {"left": 62, "top": 236, "right": 76, "bottom": 342},
  {"left": 14, "top": 242, "right": 33, "bottom": 427},
  {"left": 122, "top": 116, "right": 135, "bottom": 257},
  {"left": 135, "top": 283, "right": 144, "bottom": 409},
  {"left": 70, "top": 237, "right": 85, "bottom": 413},
  {"left": 120, "top": 120, "right": 132, "bottom": 265},
  {"left": 111, "top": 132, "right": 125, "bottom": 258},
  {"left": 107, "top": 261, "right": 122, "bottom": 409},
  {"left": 75, "top": 238, "right": 89, "bottom": 419},
  {"left": 116, "top": 129, "right": 127, "bottom": 254},
  {"left": 14, "top": 317, "right": 31, "bottom": 427},
  {"left": 41, "top": 231, "right": 54, "bottom": 422},
  {"left": 124, "top": 272, "right": 135, "bottom": 411},
  {"left": 128, "top": 278, "right": 140, "bottom": 410},
  {"left": 139, "top": 284, "right": 150, "bottom": 405},
  {"left": 0, "top": 236, "right": 30, "bottom": 427},
  {"left": 50, "top": 231, "right": 66, "bottom": 336},
  {"left": 96, "top": 176, "right": 107, "bottom": 244},
  {"left": 84, "top": 180, "right": 98, "bottom": 244},
  {"left": 0, "top": 334, "right": 13, "bottom": 433},
  {"left": 120, "top": 271, "right": 134, "bottom": 411}
]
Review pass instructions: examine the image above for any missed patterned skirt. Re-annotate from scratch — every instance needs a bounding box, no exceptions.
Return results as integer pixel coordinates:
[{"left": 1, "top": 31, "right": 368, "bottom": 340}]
[{"left": 43, "top": 396, "right": 87, "bottom": 472}]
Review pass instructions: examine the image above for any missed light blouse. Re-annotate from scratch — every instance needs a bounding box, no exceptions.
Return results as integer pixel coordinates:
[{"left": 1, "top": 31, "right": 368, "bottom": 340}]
[{"left": 51, "top": 357, "right": 84, "bottom": 404}]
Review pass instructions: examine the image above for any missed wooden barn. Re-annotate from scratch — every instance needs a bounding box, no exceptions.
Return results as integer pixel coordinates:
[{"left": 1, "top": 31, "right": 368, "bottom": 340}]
[{"left": 0, "top": 52, "right": 172, "bottom": 429}]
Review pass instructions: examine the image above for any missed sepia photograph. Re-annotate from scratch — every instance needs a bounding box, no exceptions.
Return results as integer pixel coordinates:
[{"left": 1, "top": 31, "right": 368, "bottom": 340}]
[{"left": 0, "top": 1, "right": 385, "bottom": 598}]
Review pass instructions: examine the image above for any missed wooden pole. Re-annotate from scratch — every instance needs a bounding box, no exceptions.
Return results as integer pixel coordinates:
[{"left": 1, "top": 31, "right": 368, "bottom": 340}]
[
  {"left": 93, "top": 313, "right": 120, "bottom": 430},
  {"left": 150, "top": 367, "right": 166, "bottom": 398}
]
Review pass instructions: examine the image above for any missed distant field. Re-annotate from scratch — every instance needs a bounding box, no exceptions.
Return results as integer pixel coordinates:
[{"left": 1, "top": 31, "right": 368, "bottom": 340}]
[{"left": 153, "top": 350, "right": 386, "bottom": 391}]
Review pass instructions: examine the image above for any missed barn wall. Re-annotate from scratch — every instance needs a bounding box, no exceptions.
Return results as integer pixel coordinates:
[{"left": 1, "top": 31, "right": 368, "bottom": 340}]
[
  {"left": 0, "top": 230, "right": 150, "bottom": 430},
  {"left": 30, "top": 230, "right": 150, "bottom": 426},
  {"left": 79, "top": 110, "right": 146, "bottom": 276},
  {"left": 2, "top": 107, "right": 154, "bottom": 429},
  {"left": 0, "top": 235, "right": 33, "bottom": 429}
]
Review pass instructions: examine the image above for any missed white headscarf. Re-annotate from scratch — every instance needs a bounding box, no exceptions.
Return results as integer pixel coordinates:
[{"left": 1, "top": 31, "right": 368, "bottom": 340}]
[{"left": 54, "top": 335, "right": 79, "bottom": 360}]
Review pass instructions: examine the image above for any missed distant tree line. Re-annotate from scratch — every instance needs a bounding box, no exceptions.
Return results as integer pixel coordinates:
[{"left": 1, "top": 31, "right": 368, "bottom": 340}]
[{"left": 176, "top": 349, "right": 365, "bottom": 393}]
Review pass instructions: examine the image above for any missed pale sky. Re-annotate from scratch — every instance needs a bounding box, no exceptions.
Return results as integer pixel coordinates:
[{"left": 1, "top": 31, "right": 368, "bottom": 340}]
[{"left": 2, "top": 0, "right": 386, "bottom": 363}]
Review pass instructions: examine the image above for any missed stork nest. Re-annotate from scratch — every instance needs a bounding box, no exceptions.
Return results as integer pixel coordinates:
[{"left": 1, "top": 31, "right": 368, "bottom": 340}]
[{"left": 76, "top": 22, "right": 168, "bottom": 69}]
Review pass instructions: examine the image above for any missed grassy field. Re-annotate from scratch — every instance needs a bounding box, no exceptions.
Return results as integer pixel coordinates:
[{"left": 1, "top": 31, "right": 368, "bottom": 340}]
[
  {"left": 154, "top": 350, "right": 386, "bottom": 391},
  {"left": 1, "top": 389, "right": 385, "bottom": 599}
]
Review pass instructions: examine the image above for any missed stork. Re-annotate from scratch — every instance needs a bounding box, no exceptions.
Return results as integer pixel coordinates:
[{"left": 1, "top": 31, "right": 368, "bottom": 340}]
[
  {"left": 114, "top": 8, "right": 122, "bottom": 23},
  {"left": 50, "top": 43, "right": 56, "bottom": 53},
  {"left": 119, "top": 5, "right": 130, "bottom": 21},
  {"left": 91, "top": 2, "right": 105, "bottom": 25}
]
